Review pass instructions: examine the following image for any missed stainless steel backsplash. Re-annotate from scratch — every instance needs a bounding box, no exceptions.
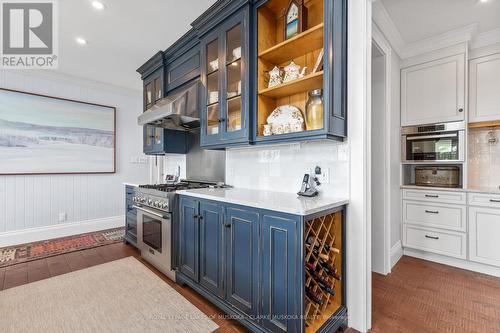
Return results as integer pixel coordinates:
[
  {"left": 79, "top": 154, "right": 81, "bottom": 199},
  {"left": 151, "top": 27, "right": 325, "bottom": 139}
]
[{"left": 186, "top": 129, "right": 225, "bottom": 183}]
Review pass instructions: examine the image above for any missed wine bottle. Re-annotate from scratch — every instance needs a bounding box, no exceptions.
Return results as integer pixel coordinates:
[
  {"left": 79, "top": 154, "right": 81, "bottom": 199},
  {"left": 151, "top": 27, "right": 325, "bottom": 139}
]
[
  {"left": 306, "top": 237, "right": 341, "bottom": 255},
  {"left": 318, "top": 260, "right": 342, "bottom": 281},
  {"left": 305, "top": 244, "right": 329, "bottom": 261},
  {"left": 315, "top": 277, "right": 335, "bottom": 296},
  {"left": 305, "top": 286, "right": 323, "bottom": 305},
  {"left": 306, "top": 264, "right": 335, "bottom": 296}
]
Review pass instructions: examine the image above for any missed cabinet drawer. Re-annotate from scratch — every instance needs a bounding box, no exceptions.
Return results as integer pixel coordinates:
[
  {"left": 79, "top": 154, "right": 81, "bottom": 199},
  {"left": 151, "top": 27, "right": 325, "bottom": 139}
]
[
  {"left": 403, "top": 225, "right": 466, "bottom": 259},
  {"left": 403, "top": 189, "right": 466, "bottom": 205},
  {"left": 469, "top": 206, "right": 500, "bottom": 267},
  {"left": 403, "top": 201, "right": 466, "bottom": 232},
  {"left": 468, "top": 192, "right": 500, "bottom": 208}
]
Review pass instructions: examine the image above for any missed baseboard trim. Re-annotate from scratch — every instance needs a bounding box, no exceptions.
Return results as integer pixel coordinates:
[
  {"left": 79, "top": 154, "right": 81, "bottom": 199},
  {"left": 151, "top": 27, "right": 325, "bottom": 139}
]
[
  {"left": 404, "top": 247, "right": 500, "bottom": 278},
  {"left": 0, "top": 216, "right": 125, "bottom": 248},
  {"left": 390, "top": 240, "right": 403, "bottom": 269}
]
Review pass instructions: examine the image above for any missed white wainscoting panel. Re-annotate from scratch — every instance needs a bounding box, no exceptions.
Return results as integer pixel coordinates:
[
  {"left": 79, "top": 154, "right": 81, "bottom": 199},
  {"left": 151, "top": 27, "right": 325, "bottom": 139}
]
[{"left": 0, "top": 70, "right": 149, "bottom": 238}]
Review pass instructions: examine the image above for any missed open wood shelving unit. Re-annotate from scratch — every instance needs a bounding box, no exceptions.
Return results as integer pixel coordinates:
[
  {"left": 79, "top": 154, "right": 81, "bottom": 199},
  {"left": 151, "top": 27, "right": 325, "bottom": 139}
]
[
  {"left": 257, "top": 0, "right": 325, "bottom": 137},
  {"left": 304, "top": 211, "right": 343, "bottom": 333}
]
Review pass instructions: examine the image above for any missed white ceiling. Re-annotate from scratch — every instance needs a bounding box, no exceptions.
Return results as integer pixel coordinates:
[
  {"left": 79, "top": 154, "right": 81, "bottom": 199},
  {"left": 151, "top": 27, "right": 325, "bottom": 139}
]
[
  {"left": 380, "top": 0, "right": 500, "bottom": 44},
  {"left": 57, "top": 0, "right": 216, "bottom": 91}
]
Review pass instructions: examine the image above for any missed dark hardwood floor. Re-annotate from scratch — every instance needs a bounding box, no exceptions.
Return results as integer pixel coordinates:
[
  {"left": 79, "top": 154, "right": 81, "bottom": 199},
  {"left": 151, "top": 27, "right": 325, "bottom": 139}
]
[{"left": 1, "top": 243, "right": 499, "bottom": 333}]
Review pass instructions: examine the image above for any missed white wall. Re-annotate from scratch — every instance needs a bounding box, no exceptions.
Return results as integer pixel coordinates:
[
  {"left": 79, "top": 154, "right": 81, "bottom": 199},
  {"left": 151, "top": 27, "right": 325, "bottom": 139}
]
[
  {"left": 0, "top": 70, "right": 149, "bottom": 244},
  {"left": 371, "top": 54, "right": 386, "bottom": 274},
  {"left": 225, "top": 141, "right": 349, "bottom": 197},
  {"left": 389, "top": 52, "right": 401, "bottom": 249}
]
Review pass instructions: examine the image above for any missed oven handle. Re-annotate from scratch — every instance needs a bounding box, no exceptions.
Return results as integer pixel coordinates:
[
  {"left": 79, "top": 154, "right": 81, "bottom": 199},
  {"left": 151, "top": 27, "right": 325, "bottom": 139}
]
[
  {"left": 133, "top": 205, "right": 168, "bottom": 219},
  {"left": 406, "top": 133, "right": 458, "bottom": 141}
]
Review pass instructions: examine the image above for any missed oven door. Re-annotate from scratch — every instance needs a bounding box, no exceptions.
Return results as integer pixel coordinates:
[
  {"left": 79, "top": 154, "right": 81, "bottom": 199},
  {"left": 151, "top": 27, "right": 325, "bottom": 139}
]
[
  {"left": 402, "top": 131, "right": 465, "bottom": 162},
  {"left": 134, "top": 205, "right": 175, "bottom": 280}
]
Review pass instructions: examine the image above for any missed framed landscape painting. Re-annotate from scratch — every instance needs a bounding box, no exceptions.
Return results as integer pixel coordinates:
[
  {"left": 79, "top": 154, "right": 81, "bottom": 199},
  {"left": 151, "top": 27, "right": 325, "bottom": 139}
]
[{"left": 0, "top": 88, "right": 116, "bottom": 175}]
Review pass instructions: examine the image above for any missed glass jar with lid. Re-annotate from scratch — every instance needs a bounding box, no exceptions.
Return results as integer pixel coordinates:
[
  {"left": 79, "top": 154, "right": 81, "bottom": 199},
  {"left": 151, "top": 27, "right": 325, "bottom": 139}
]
[{"left": 305, "top": 89, "right": 324, "bottom": 130}]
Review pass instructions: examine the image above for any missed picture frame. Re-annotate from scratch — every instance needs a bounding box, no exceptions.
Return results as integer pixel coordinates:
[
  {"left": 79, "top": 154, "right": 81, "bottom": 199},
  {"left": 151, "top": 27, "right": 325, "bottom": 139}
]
[{"left": 0, "top": 88, "right": 116, "bottom": 175}]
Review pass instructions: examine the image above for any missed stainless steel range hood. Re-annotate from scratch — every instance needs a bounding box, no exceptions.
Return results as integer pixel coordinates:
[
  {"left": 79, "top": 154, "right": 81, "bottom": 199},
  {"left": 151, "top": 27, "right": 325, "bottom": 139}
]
[{"left": 138, "top": 80, "right": 200, "bottom": 129}]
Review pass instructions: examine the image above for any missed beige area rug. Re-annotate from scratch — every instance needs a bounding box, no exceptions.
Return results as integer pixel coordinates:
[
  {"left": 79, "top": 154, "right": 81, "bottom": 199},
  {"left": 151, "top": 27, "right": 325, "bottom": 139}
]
[{"left": 0, "top": 257, "right": 219, "bottom": 333}]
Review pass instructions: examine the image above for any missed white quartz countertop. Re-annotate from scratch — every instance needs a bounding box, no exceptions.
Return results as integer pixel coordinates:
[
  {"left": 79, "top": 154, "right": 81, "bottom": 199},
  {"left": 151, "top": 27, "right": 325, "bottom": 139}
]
[
  {"left": 123, "top": 182, "right": 143, "bottom": 187},
  {"left": 401, "top": 185, "right": 500, "bottom": 194},
  {"left": 177, "top": 188, "right": 349, "bottom": 216}
]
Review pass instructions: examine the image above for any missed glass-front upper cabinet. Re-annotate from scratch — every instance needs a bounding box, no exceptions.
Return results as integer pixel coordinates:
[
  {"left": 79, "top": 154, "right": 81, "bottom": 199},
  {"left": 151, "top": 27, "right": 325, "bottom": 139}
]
[
  {"left": 200, "top": 9, "right": 249, "bottom": 148},
  {"left": 143, "top": 68, "right": 164, "bottom": 111}
]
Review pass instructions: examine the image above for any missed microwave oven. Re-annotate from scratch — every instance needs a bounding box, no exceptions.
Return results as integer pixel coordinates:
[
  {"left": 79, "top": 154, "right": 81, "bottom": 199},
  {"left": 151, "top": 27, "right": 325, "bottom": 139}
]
[{"left": 401, "top": 122, "right": 465, "bottom": 163}]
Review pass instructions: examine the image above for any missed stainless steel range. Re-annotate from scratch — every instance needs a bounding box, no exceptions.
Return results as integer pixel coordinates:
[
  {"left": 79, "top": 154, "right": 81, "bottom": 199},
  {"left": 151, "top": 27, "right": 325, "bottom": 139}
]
[{"left": 132, "top": 181, "right": 217, "bottom": 281}]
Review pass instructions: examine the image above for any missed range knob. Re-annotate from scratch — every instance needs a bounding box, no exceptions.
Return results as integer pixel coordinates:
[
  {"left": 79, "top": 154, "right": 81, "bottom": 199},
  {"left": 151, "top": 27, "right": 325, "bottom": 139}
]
[
  {"left": 148, "top": 199, "right": 153, "bottom": 205},
  {"left": 161, "top": 202, "right": 169, "bottom": 209},
  {"left": 154, "top": 201, "right": 160, "bottom": 208}
]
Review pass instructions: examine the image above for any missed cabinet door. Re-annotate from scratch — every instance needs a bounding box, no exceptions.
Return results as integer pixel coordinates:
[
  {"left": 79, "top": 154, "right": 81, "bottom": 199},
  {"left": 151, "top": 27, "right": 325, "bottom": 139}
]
[
  {"left": 261, "top": 214, "right": 299, "bottom": 333},
  {"left": 401, "top": 54, "right": 465, "bottom": 126},
  {"left": 469, "top": 207, "right": 500, "bottom": 267},
  {"left": 179, "top": 197, "right": 199, "bottom": 281},
  {"left": 469, "top": 53, "right": 500, "bottom": 123},
  {"left": 225, "top": 206, "right": 259, "bottom": 316},
  {"left": 199, "top": 201, "right": 224, "bottom": 297},
  {"left": 221, "top": 13, "right": 247, "bottom": 141},
  {"left": 143, "top": 126, "right": 155, "bottom": 153},
  {"left": 201, "top": 30, "right": 223, "bottom": 145}
]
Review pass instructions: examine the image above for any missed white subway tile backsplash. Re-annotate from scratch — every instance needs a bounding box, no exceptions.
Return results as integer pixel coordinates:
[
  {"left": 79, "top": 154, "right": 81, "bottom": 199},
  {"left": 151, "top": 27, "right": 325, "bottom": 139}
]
[{"left": 225, "top": 141, "right": 349, "bottom": 198}]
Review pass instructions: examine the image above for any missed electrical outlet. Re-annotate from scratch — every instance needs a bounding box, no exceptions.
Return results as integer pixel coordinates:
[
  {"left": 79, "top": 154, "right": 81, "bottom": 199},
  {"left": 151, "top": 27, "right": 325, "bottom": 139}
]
[
  {"left": 320, "top": 168, "right": 330, "bottom": 184},
  {"left": 58, "top": 213, "right": 67, "bottom": 222},
  {"left": 138, "top": 157, "right": 149, "bottom": 164}
]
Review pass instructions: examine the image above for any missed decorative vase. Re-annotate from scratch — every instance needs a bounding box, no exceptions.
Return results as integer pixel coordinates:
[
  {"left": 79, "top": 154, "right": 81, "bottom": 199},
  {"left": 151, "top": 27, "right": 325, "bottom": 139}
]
[{"left": 305, "top": 89, "right": 324, "bottom": 130}]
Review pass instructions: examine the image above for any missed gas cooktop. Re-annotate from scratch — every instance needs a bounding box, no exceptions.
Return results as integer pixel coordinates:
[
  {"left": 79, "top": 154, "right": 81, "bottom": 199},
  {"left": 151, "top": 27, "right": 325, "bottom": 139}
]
[{"left": 139, "top": 181, "right": 217, "bottom": 192}]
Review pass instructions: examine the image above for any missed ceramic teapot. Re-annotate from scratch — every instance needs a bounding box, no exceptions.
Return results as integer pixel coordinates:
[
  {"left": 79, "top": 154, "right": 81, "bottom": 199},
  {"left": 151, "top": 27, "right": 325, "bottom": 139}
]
[
  {"left": 283, "top": 61, "right": 307, "bottom": 82},
  {"left": 268, "top": 66, "right": 283, "bottom": 88}
]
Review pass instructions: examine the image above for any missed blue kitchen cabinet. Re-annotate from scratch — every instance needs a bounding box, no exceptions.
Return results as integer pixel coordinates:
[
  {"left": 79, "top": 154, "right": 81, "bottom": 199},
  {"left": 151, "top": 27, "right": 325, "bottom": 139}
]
[
  {"left": 225, "top": 205, "right": 259, "bottom": 316},
  {"left": 199, "top": 200, "right": 225, "bottom": 298},
  {"left": 199, "top": 6, "right": 252, "bottom": 149},
  {"left": 179, "top": 196, "right": 200, "bottom": 281},
  {"left": 143, "top": 127, "right": 188, "bottom": 155},
  {"left": 124, "top": 186, "right": 138, "bottom": 247},
  {"left": 261, "top": 213, "right": 301, "bottom": 333},
  {"left": 176, "top": 195, "right": 347, "bottom": 333}
]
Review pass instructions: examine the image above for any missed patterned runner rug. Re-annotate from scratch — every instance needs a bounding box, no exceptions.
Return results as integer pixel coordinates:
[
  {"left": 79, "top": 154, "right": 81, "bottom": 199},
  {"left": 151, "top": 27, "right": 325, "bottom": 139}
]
[{"left": 0, "top": 227, "right": 124, "bottom": 268}]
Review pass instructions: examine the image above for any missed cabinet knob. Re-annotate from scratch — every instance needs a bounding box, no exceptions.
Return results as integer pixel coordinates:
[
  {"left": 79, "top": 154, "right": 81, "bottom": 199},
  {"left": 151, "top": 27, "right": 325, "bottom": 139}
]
[
  {"left": 224, "top": 223, "right": 231, "bottom": 228},
  {"left": 218, "top": 118, "right": 226, "bottom": 123},
  {"left": 458, "top": 108, "right": 464, "bottom": 113}
]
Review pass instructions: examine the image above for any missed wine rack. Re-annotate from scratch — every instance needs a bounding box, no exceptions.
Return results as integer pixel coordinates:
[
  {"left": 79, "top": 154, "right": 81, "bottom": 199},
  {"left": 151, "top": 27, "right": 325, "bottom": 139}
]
[{"left": 304, "top": 211, "right": 343, "bottom": 333}]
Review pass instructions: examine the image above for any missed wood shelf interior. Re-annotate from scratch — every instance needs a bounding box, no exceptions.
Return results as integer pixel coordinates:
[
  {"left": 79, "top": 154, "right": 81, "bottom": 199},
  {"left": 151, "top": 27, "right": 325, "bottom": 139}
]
[
  {"left": 258, "top": 71, "right": 323, "bottom": 98},
  {"left": 304, "top": 211, "right": 343, "bottom": 333},
  {"left": 259, "top": 23, "right": 324, "bottom": 64},
  {"left": 257, "top": 0, "right": 324, "bottom": 137}
]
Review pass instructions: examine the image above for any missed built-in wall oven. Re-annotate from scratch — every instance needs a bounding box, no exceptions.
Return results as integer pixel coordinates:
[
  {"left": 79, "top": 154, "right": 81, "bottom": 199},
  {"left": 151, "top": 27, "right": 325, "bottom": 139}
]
[
  {"left": 401, "top": 121, "right": 465, "bottom": 163},
  {"left": 133, "top": 193, "right": 175, "bottom": 281}
]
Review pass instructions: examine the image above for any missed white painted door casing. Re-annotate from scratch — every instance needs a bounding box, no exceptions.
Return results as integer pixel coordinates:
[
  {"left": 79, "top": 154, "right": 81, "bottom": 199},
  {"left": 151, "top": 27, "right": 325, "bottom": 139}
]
[
  {"left": 401, "top": 54, "right": 465, "bottom": 126},
  {"left": 469, "top": 207, "right": 500, "bottom": 267},
  {"left": 469, "top": 53, "right": 500, "bottom": 123}
]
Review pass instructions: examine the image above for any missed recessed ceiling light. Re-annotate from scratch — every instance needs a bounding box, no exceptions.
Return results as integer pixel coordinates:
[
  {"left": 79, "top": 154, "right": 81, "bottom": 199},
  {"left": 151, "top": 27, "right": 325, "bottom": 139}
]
[
  {"left": 76, "top": 37, "right": 88, "bottom": 45},
  {"left": 91, "top": 1, "right": 105, "bottom": 10},
  {"left": 479, "top": 0, "right": 489, "bottom": 3}
]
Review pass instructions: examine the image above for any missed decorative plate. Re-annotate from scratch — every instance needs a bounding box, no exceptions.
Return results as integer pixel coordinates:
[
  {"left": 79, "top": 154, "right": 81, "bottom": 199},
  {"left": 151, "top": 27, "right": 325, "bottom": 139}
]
[{"left": 266, "top": 105, "right": 305, "bottom": 135}]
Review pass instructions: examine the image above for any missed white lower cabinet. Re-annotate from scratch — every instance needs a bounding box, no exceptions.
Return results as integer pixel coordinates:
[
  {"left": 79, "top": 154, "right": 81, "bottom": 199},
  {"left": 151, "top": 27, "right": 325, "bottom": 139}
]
[
  {"left": 403, "top": 225, "right": 467, "bottom": 259},
  {"left": 469, "top": 206, "right": 500, "bottom": 267},
  {"left": 403, "top": 201, "right": 466, "bottom": 232}
]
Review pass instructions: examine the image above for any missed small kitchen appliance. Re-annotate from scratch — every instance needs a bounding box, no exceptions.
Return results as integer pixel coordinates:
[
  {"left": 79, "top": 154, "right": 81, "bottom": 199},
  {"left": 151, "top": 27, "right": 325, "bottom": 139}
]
[
  {"left": 298, "top": 173, "right": 320, "bottom": 197},
  {"left": 414, "top": 166, "right": 460, "bottom": 188},
  {"left": 401, "top": 121, "right": 465, "bottom": 163}
]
